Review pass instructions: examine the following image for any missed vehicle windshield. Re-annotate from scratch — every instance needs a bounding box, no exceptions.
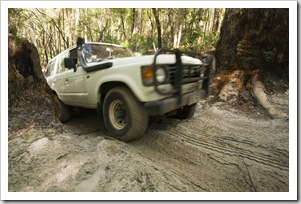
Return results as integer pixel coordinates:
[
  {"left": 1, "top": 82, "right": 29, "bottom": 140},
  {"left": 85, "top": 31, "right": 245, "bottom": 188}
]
[{"left": 82, "top": 43, "right": 133, "bottom": 63}]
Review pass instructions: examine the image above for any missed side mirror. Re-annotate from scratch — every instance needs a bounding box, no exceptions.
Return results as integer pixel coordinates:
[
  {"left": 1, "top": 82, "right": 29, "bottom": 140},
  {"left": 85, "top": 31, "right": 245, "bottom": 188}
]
[{"left": 64, "top": 57, "right": 77, "bottom": 72}]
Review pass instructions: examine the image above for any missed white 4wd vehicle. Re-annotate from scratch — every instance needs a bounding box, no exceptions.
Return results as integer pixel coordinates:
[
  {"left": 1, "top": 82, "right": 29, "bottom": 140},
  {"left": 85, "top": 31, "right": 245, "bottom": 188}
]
[{"left": 45, "top": 38, "right": 215, "bottom": 142}]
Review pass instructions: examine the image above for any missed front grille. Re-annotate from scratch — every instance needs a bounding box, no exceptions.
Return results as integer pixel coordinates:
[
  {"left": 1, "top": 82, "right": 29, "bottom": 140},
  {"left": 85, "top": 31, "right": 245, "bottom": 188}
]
[
  {"left": 152, "top": 48, "right": 212, "bottom": 97},
  {"left": 166, "top": 64, "right": 202, "bottom": 85}
]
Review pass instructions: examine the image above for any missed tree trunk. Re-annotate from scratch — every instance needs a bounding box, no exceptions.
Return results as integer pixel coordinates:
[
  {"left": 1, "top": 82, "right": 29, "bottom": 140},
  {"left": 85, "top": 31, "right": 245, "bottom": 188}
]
[
  {"left": 131, "top": 8, "right": 136, "bottom": 37},
  {"left": 120, "top": 12, "right": 126, "bottom": 40},
  {"left": 215, "top": 8, "right": 289, "bottom": 80},
  {"left": 212, "top": 8, "right": 288, "bottom": 119},
  {"left": 208, "top": 8, "right": 215, "bottom": 32},
  {"left": 152, "top": 8, "right": 162, "bottom": 49},
  {"left": 8, "top": 36, "right": 60, "bottom": 130}
]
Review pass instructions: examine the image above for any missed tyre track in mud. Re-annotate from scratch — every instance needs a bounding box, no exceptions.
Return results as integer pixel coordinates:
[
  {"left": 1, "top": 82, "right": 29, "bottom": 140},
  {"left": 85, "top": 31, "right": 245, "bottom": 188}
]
[
  {"left": 173, "top": 126, "right": 288, "bottom": 171},
  {"left": 133, "top": 130, "right": 253, "bottom": 191},
  {"left": 131, "top": 104, "right": 289, "bottom": 192},
  {"left": 131, "top": 142, "right": 212, "bottom": 191},
  {"left": 149, "top": 115, "right": 288, "bottom": 171}
]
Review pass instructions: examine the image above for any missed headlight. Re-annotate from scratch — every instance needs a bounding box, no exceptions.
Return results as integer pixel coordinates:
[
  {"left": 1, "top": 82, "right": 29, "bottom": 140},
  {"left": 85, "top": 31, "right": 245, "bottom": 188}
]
[
  {"left": 155, "top": 67, "right": 166, "bottom": 83},
  {"left": 141, "top": 65, "right": 167, "bottom": 86}
]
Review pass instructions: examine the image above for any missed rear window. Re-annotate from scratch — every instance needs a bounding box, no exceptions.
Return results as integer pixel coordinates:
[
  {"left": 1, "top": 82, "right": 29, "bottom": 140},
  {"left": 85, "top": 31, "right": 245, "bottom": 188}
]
[
  {"left": 45, "top": 60, "right": 56, "bottom": 77},
  {"left": 58, "top": 52, "right": 68, "bottom": 73}
]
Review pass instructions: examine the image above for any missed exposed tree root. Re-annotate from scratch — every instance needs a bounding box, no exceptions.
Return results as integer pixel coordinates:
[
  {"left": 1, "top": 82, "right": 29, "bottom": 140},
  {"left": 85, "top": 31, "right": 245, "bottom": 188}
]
[
  {"left": 250, "top": 70, "right": 287, "bottom": 119},
  {"left": 210, "top": 67, "right": 287, "bottom": 119},
  {"left": 218, "top": 70, "right": 244, "bottom": 102}
]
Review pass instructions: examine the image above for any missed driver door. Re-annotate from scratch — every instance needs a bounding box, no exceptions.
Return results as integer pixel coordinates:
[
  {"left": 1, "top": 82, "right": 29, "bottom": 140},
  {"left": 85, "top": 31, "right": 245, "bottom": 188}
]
[{"left": 54, "top": 50, "right": 88, "bottom": 106}]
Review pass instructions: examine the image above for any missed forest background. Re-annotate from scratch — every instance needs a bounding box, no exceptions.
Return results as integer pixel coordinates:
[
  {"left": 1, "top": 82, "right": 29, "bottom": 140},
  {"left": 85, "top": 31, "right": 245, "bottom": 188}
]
[{"left": 8, "top": 7, "right": 225, "bottom": 69}]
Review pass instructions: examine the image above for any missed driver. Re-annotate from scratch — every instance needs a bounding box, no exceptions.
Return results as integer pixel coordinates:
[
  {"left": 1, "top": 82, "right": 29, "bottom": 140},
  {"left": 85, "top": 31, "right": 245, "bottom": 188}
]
[
  {"left": 83, "top": 44, "right": 99, "bottom": 63},
  {"left": 90, "top": 54, "right": 98, "bottom": 62}
]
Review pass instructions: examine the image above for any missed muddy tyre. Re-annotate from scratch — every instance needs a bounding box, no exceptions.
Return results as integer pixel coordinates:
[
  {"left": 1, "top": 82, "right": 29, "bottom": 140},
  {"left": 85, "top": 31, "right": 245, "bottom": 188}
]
[
  {"left": 172, "top": 103, "right": 197, "bottom": 120},
  {"left": 54, "top": 95, "right": 71, "bottom": 123},
  {"left": 103, "top": 87, "right": 148, "bottom": 142}
]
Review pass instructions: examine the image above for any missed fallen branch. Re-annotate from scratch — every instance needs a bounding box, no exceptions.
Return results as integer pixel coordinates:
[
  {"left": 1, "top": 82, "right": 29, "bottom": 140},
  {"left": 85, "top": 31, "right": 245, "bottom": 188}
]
[{"left": 9, "top": 124, "right": 35, "bottom": 141}]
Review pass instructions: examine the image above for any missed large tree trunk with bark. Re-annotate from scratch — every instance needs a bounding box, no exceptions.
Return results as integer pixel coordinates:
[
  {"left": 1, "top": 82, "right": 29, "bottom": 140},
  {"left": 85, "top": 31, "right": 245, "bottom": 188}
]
[
  {"left": 212, "top": 8, "right": 289, "bottom": 119},
  {"left": 215, "top": 8, "right": 289, "bottom": 79},
  {"left": 8, "top": 36, "right": 61, "bottom": 133}
]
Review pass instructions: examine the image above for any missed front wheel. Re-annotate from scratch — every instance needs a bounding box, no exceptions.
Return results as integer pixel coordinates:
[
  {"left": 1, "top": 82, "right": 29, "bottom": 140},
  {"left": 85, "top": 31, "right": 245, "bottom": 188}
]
[{"left": 103, "top": 87, "right": 148, "bottom": 142}]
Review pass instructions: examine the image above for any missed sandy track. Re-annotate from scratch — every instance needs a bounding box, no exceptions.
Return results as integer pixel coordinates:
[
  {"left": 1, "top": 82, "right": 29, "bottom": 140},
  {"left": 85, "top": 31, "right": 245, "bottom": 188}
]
[{"left": 8, "top": 92, "right": 289, "bottom": 192}]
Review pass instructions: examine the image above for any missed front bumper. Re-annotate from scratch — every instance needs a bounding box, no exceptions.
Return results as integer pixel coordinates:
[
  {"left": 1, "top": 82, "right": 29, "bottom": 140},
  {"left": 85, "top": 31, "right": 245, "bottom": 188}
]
[{"left": 144, "top": 89, "right": 206, "bottom": 116}]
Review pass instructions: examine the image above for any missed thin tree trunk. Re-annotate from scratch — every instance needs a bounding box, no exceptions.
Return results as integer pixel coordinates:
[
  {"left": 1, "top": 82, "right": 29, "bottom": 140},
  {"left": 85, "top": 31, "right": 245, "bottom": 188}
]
[
  {"left": 84, "top": 8, "right": 88, "bottom": 41},
  {"left": 209, "top": 8, "right": 215, "bottom": 32},
  {"left": 75, "top": 8, "right": 80, "bottom": 40},
  {"left": 131, "top": 8, "right": 136, "bottom": 37},
  {"left": 152, "top": 8, "right": 162, "bottom": 49},
  {"left": 139, "top": 8, "right": 143, "bottom": 35},
  {"left": 120, "top": 12, "right": 126, "bottom": 40},
  {"left": 176, "top": 25, "right": 182, "bottom": 48}
]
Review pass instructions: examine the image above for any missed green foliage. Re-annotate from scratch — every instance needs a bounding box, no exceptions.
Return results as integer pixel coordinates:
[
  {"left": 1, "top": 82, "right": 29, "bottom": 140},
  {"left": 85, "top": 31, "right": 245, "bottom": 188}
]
[
  {"left": 120, "top": 40, "right": 129, "bottom": 48},
  {"left": 9, "top": 8, "right": 224, "bottom": 65},
  {"left": 127, "top": 34, "right": 155, "bottom": 53},
  {"left": 180, "top": 30, "right": 219, "bottom": 52}
]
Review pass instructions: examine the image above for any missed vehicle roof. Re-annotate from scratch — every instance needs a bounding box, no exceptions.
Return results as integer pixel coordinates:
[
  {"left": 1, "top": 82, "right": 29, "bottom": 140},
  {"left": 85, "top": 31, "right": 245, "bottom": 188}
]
[
  {"left": 84, "top": 42, "right": 124, "bottom": 48},
  {"left": 68, "top": 42, "right": 124, "bottom": 50},
  {"left": 48, "top": 42, "right": 126, "bottom": 63}
]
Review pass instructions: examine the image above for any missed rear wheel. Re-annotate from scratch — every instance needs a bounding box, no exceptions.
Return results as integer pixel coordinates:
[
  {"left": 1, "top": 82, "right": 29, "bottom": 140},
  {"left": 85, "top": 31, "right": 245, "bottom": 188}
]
[
  {"left": 103, "top": 87, "right": 148, "bottom": 142},
  {"left": 54, "top": 94, "right": 71, "bottom": 123}
]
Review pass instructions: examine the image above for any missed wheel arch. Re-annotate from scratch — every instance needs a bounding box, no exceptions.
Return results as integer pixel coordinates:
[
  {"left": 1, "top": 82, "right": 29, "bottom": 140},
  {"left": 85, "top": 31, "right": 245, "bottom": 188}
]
[
  {"left": 100, "top": 82, "right": 125, "bottom": 103},
  {"left": 51, "top": 90, "right": 58, "bottom": 96},
  {"left": 99, "top": 81, "right": 141, "bottom": 105}
]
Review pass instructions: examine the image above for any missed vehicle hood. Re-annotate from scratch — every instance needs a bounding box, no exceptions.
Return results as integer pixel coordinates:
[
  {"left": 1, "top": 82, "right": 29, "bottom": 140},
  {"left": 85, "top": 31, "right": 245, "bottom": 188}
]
[{"left": 97, "top": 54, "right": 202, "bottom": 68}]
